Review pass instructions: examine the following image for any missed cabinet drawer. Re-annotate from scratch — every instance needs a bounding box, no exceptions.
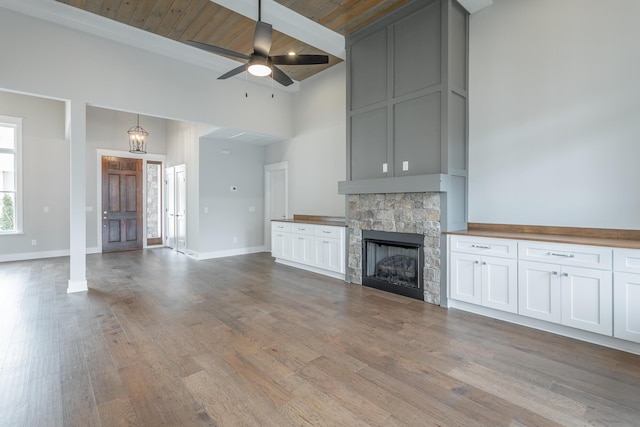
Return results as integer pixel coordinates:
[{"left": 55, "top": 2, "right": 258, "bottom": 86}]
[
  {"left": 614, "top": 248, "right": 640, "bottom": 274},
  {"left": 315, "top": 226, "right": 343, "bottom": 239},
  {"left": 271, "top": 222, "right": 292, "bottom": 232},
  {"left": 449, "top": 235, "right": 517, "bottom": 258},
  {"left": 518, "top": 242, "right": 612, "bottom": 270},
  {"left": 292, "top": 224, "right": 315, "bottom": 235}
]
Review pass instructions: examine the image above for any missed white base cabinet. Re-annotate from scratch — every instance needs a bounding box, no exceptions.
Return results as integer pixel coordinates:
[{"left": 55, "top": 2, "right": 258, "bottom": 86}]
[
  {"left": 271, "top": 221, "right": 345, "bottom": 280},
  {"left": 449, "top": 236, "right": 518, "bottom": 313},
  {"left": 613, "top": 249, "right": 640, "bottom": 344},
  {"left": 449, "top": 236, "right": 640, "bottom": 354},
  {"left": 614, "top": 273, "right": 640, "bottom": 343}
]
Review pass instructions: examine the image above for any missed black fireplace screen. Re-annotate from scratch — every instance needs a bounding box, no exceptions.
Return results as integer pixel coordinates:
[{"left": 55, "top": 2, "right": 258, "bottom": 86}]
[
  {"left": 362, "top": 230, "right": 424, "bottom": 300},
  {"left": 365, "top": 242, "right": 419, "bottom": 288}
]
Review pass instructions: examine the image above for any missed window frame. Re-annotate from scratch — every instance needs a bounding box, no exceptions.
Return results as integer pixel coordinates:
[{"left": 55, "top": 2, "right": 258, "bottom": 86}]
[{"left": 0, "top": 115, "right": 23, "bottom": 235}]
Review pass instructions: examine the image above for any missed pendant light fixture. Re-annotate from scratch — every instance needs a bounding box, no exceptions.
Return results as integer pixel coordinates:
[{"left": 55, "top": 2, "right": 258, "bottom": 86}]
[{"left": 128, "top": 114, "right": 148, "bottom": 154}]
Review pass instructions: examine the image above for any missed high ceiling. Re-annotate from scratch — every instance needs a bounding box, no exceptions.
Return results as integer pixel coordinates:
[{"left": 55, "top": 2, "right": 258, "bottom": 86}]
[{"left": 54, "top": 0, "right": 415, "bottom": 83}]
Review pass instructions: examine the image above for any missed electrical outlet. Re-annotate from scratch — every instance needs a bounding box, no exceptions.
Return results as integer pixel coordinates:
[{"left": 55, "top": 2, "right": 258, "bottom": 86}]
[
  {"left": 233, "top": 236, "right": 238, "bottom": 243},
  {"left": 43, "top": 206, "right": 49, "bottom": 213},
  {"left": 32, "top": 240, "right": 37, "bottom": 246},
  {"left": 402, "top": 161, "right": 409, "bottom": 171},
  {"left": 382, "top": 163, "right": 388, "bottom": 173}
]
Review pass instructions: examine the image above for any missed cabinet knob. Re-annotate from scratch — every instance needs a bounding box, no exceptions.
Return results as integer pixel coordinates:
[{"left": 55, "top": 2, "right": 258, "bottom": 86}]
[
  {"left": 562, "top": 273, "right": 569, "bottom": 277},
  {"left": 482, "top": 262, "right": 487, "bottom": 265},
  {"left": 474, "top": 260, "right": 479, "bottom": 264},
  {"left": 552, "top": 271, "right": 558, "bottom": 275}
]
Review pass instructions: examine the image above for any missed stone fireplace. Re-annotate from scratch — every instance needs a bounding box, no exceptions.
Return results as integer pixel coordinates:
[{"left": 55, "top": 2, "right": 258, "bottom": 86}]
[{"left": 347, "top": 192, "right": 442, "bottom": 304}]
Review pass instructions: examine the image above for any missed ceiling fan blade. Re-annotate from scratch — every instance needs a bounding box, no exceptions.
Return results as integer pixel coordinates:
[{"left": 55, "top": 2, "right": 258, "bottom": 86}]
[
  {"left": 271, "top": 66, "right": 294, "bottom": 87},
  {"left": 253, "top": 21, "right": 272, "bottom": 57},
  {"left": 186, "top": 40, "right": 250, "bottom": 60},
  {"left": 218, "top": 64, "right": 248, "bottom": 80},
  {"left": 271, "top": 54, "right": 330, "bottom": 66}
]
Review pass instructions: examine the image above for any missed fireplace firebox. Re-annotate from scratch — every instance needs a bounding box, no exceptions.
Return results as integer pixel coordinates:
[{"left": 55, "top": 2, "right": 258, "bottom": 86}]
[{"left": 362, "top": 230, "right": 424, "bottom": 300}]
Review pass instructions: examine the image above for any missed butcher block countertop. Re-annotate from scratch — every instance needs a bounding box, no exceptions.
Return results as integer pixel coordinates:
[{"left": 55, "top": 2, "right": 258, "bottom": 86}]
[
  {"left": 272, "top": 214, "right": 347, "bottom": 228},
  {"left": 445, "top": 223, "right": 640, "bottom": 250}
]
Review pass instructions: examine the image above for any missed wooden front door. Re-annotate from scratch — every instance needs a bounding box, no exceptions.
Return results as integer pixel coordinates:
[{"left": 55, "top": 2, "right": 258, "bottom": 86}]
[{"left": 102, "top": 156, "right": 143, "bottom": 252}]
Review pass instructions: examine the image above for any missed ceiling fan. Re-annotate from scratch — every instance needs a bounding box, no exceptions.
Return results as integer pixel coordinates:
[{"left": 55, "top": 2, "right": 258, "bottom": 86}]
[{"left": 185, "top": 0, "right": 329, "bottom": 87}]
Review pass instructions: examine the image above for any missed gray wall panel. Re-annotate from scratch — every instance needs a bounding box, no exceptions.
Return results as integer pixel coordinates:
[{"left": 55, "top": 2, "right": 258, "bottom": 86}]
[
  {"left": 449, "top": 92, "right": 466, "bottom": 171},
  {"left": 393, "top": 2, "right": 441, "bottom": 97},
  {"left": 394, "top": 93, "right": 442, "bottom": 176},
  {"left": 449, "top": 1, "right": 468, "bottom": 92},
  {"left": 351, "top": 108, "right": 388, "bottom": 180},
  {"left": 351, "top": 30, "right": 387, "bottom": 110}
]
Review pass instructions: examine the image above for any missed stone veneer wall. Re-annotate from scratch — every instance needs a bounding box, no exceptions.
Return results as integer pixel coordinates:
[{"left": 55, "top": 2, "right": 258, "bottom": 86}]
[{"left": 347, "top": 192, "right": 441, "bottom": 305}]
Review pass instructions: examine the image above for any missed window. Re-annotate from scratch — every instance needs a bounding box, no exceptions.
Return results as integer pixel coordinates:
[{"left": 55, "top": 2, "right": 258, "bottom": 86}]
[
  {"left": 0, "top": 115, "right": 22, "bottom": 234},
  {"left": 146, "top": 161, "right": 163, "bottom": 246}
]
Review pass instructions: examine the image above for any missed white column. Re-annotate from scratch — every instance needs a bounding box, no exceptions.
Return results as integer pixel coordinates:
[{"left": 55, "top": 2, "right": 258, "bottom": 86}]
[{"left": 67, "top": 100, "right": 88, "bottom": 293}]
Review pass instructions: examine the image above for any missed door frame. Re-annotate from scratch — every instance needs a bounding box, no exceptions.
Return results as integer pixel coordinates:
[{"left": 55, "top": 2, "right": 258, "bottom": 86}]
[
  {"left": 165, "top": 164, "right": 187, "bottom": 253},
  {"left": 264, "top": 161, "right": 289, "bottom": 251},
  {"left": 96, "top": 149, "right": 166, "bottom": 252}
]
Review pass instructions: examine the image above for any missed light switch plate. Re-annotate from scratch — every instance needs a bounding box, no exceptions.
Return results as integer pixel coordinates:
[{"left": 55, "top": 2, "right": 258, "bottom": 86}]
[
  {"left": 382, "top": 163, "right": 388, "bottom": 173},
  {"left": 402, "top": 161, "right": 409, "bottom": 171}
]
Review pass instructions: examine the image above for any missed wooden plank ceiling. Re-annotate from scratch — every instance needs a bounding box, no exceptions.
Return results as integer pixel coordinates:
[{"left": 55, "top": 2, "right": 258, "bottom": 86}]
[{"left": 54, "top": 0, "right": 411, "bottom": 82}]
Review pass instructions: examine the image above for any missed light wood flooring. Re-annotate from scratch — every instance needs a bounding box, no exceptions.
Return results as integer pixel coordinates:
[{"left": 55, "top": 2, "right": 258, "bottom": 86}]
[{"left": 1, "top": 249, "right": 640, "bottom": 426}]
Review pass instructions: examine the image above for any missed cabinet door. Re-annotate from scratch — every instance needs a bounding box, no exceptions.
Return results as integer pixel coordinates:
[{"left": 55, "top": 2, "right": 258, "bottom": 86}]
[
  {"left": 449, "top": 252, "right": 481, "bottom": 304},
  {"left": 614, "top": 272, "right": 640, "bottom": 343},
  {"left": 518, "top": 261, "right": 562, "bottom": 323},
  {"left": 561, "top": 266, "right": 612, "bottom": 335},
  {"left": 292, "top": 234, "right": 315, "bottom": 265},
  {"left": 272, "top": 232, "right": 292, "bottom": 260},
  {"left": 481, "top": 256, "right": 518, "bottom": 313},
  {"left": 315, "top": 237, "right": 343, "bottom": 273}
]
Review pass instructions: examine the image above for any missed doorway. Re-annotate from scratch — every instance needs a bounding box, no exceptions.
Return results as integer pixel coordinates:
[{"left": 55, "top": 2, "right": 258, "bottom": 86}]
[
  {"left": 165, "top": 164, "right": 187, "bottom": 253},
  {"left": 101, "top": 156, "right": 143, "bottom": 252},
  {"left": 264, "top": 161, "right": 288, "bottom": 250}
]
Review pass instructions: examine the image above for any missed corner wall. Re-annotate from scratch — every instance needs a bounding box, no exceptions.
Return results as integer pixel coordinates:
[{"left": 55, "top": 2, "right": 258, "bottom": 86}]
[
  {"left": 0, "top": 91, "right": 67, "bottom": 260},
  {"left": 198, "top": 139, "right": 266, "bottom": 258},
  {"left": 468, "top": 0, "right": 640, "bottom": 229},
  {"left": 266, "top": 62, "right": 347, "bottom": 217}
]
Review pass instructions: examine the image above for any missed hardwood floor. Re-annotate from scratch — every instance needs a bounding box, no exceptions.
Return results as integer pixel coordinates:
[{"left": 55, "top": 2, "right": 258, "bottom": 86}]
[{"left": 1, "top": 249, "right": 639, "bottom": 426}]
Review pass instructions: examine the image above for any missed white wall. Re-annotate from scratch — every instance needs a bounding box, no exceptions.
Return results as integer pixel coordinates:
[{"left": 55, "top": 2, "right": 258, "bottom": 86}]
[
  {"left": 0, "top": 6, "right": 296, "bottom": 262},
  {"left": 198, "top": 139, "right": 266, "bottom": 257},
  {"left": 0, "top": 8, "right": 294, "bottom": 139},
  {"left": 266, "top": 62, "right": 347, "bottom": 217},
  {"left": 468, "top": 0, "right": 640, "bottom": 229},
  {"left": 0, "top": 91, "right": 68, "bottom": 259}
]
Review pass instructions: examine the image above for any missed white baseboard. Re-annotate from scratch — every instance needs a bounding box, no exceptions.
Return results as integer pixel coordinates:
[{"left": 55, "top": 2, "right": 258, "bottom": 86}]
[
  {"left": 0, "top": 246, "right": 100, "bottom": 262},
  {"left": 190, "top": 246, "right": 268, "bottom": 260},
  {"left": 0, "top": 249, "right": 70, "bottom": 262}
]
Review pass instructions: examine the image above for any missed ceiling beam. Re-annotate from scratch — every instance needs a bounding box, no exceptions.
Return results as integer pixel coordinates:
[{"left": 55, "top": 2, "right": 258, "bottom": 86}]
[{"left": 211, "top": 0, "right": 346, "bottom": 60}]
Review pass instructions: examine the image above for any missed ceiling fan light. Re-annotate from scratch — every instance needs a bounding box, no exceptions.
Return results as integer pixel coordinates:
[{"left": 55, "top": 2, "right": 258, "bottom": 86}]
[
  {"left": 248, "top": 63, "right": 271, "bottom": 76},
  {"left": 247, "top": 57, "right": 272, "bottom": 77}
]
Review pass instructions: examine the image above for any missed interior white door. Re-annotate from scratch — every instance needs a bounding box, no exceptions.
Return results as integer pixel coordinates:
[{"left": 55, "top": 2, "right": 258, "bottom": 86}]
[
  {"left": 175, "top": 165, "right": 187, "bottom": 254},
  {"left": 165, "top": 167, "right": 176, "bottom": 249},
  {"left": 265, "top": 162, "right": 288, "bottom": 250}
]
